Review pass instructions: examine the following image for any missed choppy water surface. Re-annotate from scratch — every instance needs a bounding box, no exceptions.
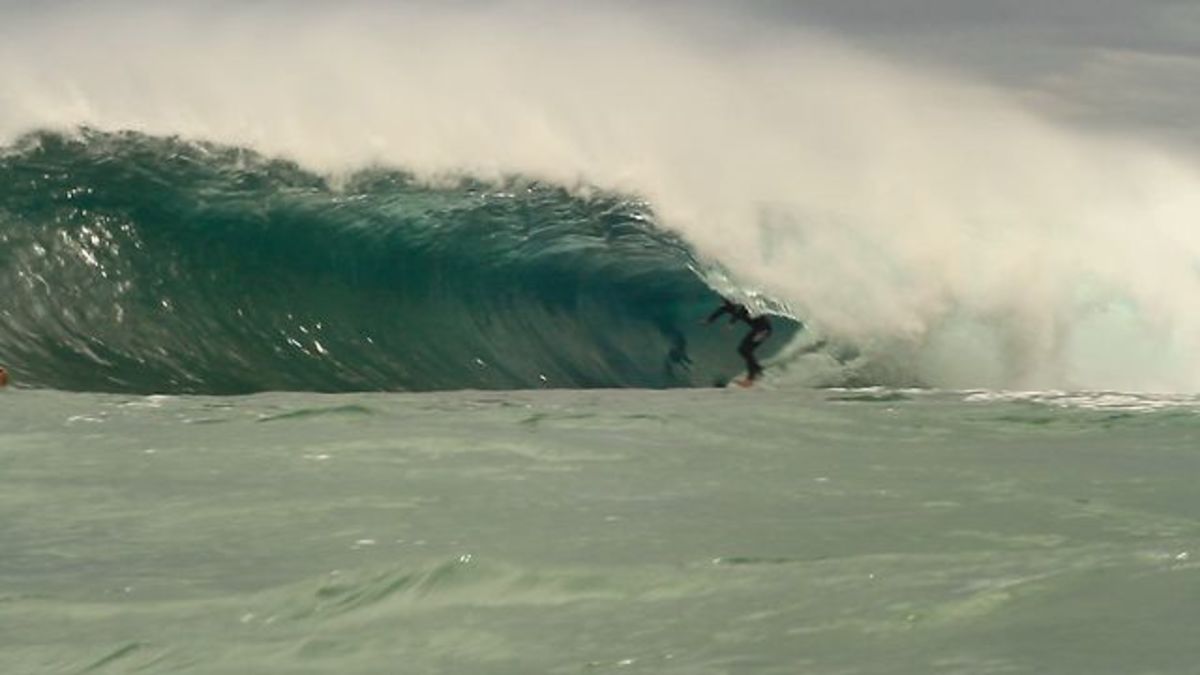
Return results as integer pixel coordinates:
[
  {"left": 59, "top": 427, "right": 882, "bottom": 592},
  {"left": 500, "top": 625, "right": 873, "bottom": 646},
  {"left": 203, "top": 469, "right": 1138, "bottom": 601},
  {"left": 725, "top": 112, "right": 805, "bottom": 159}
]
[{"left": 3, "top": 387, "right": 1198, "bottom": 674}]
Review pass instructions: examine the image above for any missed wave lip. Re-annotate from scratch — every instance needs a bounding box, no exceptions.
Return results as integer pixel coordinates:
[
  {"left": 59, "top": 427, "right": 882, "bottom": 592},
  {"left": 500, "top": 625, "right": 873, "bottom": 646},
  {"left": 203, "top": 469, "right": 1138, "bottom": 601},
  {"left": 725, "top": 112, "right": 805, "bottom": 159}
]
[{"left": 0, "top": 130, "right": 795, "bottom": 394}]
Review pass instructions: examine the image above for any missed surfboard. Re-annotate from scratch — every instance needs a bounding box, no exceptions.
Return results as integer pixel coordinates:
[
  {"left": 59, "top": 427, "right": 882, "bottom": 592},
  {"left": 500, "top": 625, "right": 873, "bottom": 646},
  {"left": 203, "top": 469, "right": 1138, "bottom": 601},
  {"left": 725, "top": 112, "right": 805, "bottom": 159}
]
[{"left": 718, "top": 375, "right": 756, "bottom": 389}]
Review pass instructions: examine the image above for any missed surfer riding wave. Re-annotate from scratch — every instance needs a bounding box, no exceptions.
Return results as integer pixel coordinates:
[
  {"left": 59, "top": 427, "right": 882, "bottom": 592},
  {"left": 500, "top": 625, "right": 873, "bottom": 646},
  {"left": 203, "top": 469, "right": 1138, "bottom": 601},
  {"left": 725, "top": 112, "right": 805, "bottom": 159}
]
[{"left": 705, "top": 298, "right": 772, "bottom": 384}]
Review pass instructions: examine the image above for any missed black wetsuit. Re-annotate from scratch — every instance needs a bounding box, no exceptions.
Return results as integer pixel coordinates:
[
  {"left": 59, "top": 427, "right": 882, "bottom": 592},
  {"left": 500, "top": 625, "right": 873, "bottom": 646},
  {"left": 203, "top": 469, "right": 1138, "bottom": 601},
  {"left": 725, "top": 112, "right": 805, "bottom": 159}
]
[{"left": 706, "top": 300, "right": 773, "bottom": 380}]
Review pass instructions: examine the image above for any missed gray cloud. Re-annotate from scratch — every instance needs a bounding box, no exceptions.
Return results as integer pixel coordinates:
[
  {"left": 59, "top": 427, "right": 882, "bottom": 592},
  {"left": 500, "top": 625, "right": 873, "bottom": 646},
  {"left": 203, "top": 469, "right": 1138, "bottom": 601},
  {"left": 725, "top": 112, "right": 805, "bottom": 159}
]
[{"left": 717, "top": 0, "right": 1200, "bottom": 151}]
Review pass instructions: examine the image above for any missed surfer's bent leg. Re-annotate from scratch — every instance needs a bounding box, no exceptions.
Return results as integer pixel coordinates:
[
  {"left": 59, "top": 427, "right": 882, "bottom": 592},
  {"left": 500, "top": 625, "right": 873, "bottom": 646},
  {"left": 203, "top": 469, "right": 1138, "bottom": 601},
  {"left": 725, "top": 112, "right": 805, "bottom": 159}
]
[{"left": 738, "top": 327, "right": 772, "bottom": 380}]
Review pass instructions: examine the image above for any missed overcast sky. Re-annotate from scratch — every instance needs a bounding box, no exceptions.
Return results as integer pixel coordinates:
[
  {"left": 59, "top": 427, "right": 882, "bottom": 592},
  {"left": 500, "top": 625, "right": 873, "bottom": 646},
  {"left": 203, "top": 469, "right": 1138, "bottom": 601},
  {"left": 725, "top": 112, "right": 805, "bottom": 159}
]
[{"left": 735, "top": 0, "right": 1200, "bottom": 151}]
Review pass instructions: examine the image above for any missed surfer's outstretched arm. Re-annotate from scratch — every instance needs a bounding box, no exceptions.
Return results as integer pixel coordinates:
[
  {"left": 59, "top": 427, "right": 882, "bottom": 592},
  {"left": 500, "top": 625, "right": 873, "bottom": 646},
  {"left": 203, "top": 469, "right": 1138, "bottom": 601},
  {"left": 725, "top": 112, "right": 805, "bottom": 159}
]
[
  {"left": 705, "top": 299, "right": 740, "bottom": 325},
  {"left": 705, "top": 305, "right": 730, "bottom": 324}
]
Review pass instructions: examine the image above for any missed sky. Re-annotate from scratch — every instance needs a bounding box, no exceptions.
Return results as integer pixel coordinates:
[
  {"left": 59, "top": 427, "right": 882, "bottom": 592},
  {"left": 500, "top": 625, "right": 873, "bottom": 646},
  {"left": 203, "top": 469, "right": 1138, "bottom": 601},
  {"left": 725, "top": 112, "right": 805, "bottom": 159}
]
[{"left": 741, "top": 0, "right": 1200, "bottom": 151}]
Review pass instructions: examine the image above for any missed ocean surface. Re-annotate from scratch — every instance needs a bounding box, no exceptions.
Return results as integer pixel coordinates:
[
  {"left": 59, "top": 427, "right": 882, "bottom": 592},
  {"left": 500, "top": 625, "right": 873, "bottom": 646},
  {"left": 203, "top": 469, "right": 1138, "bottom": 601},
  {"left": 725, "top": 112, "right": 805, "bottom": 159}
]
[{"left": 2, "top": 386, "right": 1199, "bottom": 674}]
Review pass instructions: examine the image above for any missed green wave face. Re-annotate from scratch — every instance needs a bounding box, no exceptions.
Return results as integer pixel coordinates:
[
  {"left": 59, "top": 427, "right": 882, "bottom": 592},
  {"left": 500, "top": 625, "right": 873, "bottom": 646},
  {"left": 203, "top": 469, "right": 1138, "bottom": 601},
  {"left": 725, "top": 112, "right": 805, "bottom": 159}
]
[{"left": 0, "top": 130, "right": 795, "bottom": 393}]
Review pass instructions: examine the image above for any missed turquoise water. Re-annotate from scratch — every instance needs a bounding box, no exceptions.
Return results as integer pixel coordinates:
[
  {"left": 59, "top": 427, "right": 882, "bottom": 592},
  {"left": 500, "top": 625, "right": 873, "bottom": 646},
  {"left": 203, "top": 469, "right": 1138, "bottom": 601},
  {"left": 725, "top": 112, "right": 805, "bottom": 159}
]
[
  {"left": 3, "top": 387, "right": 1198, "bottom": 674},
  {"left": 0, "top": 130, "right": 797, "bottom": 394}
]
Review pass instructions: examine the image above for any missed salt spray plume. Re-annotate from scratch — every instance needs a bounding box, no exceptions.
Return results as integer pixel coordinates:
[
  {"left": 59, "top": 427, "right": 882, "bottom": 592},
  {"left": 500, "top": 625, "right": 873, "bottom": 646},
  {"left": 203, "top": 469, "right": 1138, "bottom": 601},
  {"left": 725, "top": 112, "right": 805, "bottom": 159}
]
[{"left": 2, "top": 0, "right": 1199, "bottom": 391}]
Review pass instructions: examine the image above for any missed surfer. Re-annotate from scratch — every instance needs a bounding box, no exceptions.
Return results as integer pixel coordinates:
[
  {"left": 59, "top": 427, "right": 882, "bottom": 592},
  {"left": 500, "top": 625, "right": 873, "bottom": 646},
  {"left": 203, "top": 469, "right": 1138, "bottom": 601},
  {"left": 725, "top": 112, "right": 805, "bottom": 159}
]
[
  {"left": 704, "top": 298, "right": 772, "bottom": 384},
  {"left": 0, "top": 366, "right": 8, "bottom": 388}
]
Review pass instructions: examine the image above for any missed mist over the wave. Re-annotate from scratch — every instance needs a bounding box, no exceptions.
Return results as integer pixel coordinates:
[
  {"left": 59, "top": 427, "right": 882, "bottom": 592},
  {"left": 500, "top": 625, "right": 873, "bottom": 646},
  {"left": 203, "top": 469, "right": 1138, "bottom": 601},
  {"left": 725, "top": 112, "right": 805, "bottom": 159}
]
[{"left": 2, "top": 0, "right": 1199, "bottom": 391}]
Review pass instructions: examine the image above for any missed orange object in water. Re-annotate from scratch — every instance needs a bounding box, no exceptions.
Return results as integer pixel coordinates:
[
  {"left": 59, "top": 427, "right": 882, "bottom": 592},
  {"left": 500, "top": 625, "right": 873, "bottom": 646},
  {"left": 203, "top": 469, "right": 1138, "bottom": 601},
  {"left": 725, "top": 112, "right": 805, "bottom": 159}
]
[{"left": 0, "top": 366, "right": 8, "bottom": 388}]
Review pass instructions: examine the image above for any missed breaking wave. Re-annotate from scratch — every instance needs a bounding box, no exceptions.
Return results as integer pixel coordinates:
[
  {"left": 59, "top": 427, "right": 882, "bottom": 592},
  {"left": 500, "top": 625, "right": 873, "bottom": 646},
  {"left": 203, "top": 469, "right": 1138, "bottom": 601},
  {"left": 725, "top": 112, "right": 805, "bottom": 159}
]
[{"left": 0, "top": 130, "right": 797, "bottom": 393}]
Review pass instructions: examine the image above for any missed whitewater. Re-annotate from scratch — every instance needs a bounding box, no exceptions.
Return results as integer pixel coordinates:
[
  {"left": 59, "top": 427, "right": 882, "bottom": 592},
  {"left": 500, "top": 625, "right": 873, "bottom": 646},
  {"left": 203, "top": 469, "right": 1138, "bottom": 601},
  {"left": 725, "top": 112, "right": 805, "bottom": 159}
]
[{"left": 2, "top": 2, "right": 1200, "bottom": 673}]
